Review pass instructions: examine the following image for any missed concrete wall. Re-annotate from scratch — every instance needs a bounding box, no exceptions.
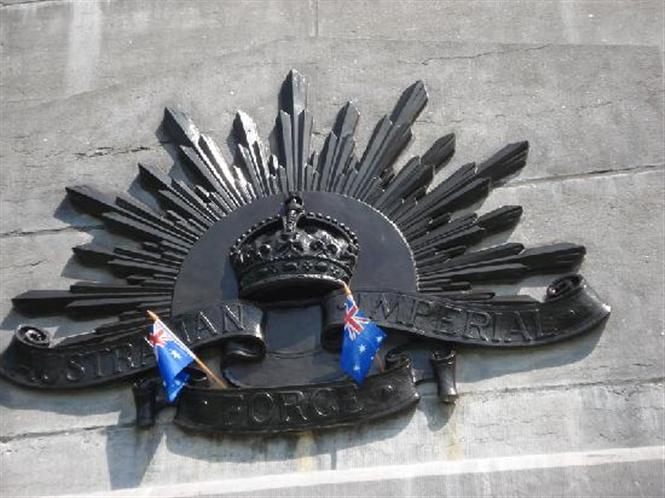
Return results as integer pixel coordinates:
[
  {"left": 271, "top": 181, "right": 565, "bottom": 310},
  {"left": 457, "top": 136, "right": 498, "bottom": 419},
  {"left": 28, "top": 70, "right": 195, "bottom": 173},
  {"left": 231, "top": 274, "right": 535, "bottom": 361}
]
[{"left": 1, "top": 1, "right": 663, "bottom": 496}]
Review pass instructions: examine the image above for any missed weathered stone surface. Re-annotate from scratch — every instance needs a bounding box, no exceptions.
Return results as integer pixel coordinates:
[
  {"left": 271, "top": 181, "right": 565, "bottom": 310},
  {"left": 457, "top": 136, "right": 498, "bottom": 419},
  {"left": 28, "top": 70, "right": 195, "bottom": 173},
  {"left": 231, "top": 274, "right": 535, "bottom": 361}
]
[
  {"left": 319, "top": 0, "right": 665, "bottom": 49},
  {"left": 0, "top": 228, "right": 123, "bottom": 329},
  {"left": 0, "top": 229, "right": 136, "bottom": 438},
  {"left": 2, "top": 38, "right": 663, "bottom": 234},
  {"left": 0, "top": 0, "right": 316, "bottom": 105},
  {"left": 1, "top": 382, "right": 662, "bottom": 496},
  {"left": 455, "top": 168, "right": 665, "bottom": 393},
  {"left": 192, "top": 457, "right": 665, "bottom": 498}
]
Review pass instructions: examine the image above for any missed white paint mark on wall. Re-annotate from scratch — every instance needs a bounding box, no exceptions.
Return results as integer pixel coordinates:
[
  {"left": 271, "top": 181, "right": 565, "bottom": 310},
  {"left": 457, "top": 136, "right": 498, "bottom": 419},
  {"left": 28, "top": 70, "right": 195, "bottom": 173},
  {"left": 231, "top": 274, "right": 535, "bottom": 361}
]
[{"left": 65, "top": 0, "right": 103, "bottom": 96}]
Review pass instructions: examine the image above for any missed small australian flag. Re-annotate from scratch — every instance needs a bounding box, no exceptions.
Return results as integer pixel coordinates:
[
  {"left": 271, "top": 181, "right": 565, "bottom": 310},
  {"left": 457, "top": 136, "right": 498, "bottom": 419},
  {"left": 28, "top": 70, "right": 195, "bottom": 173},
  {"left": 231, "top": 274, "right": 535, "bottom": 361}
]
[
  {"left": 340, "top": 290, "right": 386, "bottom": 384},
  {"left": 148, "top": 318, "right": 196, "bottom": 403}
]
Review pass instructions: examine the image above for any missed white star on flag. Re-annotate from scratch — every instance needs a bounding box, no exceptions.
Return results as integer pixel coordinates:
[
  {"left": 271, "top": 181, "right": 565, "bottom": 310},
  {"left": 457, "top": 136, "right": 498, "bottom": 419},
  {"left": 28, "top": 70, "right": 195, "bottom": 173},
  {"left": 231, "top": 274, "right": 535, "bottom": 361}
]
[
  {"left": 376, "top": 336, "right": 383, "bottom": 343},
  {"left": 170, "top": 349, "right": 182, "bottom": 360},
  {"left": 353, "top": 364, "right": 360, "bottom": 371},
  {"left": 359, "top": 344, "right": 366, "bottom": 353}
]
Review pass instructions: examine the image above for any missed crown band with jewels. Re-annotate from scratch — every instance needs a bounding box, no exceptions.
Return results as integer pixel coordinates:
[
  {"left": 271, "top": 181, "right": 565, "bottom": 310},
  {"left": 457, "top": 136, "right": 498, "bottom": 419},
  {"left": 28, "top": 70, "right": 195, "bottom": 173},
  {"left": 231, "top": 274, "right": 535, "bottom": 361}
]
[{"left": 229, "top": 196, "right": 359, "bottom": 298}]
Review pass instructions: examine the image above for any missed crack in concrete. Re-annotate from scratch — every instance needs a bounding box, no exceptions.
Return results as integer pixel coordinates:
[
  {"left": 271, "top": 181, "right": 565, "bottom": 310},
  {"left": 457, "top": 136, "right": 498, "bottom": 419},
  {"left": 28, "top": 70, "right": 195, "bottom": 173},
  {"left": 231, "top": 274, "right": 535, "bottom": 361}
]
[
  {"left": 415, "top": 44, "right": 551, "bottom": 66},
  {"left": 420, "top": 376, "right": 665, "bottom": 400},
  {"left": 498, "top": 163, "right": 664, "bottom": 190},
  {"left": 0, "top": 165, "right": 662, "bottom": 239},
  {"left": 524, "top": 99, "right": 617, "bottom": 118},
  {"left": 0, "top": 421, "right": 137, "bottom": 444},
  {"left": 0, "top": 224, "right": 104, "bottom": 239},
  {"left": 0, "top": 257, "right": 45, "bottom": 270},
  {"left": 0, "top": 0, "right": 62, "bottom": 7},
  {"left": 73, "top": 145, "right": 153, "bottom": 160}
]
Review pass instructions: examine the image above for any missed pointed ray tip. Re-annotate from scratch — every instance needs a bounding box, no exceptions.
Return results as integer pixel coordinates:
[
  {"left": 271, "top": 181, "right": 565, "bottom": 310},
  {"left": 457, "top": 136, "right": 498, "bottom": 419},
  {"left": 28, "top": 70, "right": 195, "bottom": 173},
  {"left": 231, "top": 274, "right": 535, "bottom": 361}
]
[
  {"left": 162, "top": 106, "right": 199, "bottom": 145},
  {"left": 234, "top": 109, "right": 255, "bottom": 128},
  {"left": 410, "top": 80, "right": 428, "bottom": 96},
  {"left": 343, "top": 100, "right": 360, "bottom": 114},
  {"left": 65, "top": 184, "right": 89, "bottom": 193},
  {"left": 287, "top": 68, "right": 305, "bottom": 82},
  {"left": 163, "top": 106, "right": 179, "bottom": 119}
]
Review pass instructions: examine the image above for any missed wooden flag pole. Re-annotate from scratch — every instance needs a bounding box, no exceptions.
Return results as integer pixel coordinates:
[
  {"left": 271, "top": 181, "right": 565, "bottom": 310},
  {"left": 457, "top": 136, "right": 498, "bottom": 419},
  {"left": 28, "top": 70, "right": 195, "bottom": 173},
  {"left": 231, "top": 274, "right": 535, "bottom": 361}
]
[
  {"left": 147, "top": 310, "right": 228, "bottom": 389},
  {"left": 373, "top": 350, "right": 386, "bottom": 373},
  {"left": 342, "top": 282, "right": 385, "bottom": 373},
  {"left": 189, "top": 354, "right": 229, "bottom": 389}
]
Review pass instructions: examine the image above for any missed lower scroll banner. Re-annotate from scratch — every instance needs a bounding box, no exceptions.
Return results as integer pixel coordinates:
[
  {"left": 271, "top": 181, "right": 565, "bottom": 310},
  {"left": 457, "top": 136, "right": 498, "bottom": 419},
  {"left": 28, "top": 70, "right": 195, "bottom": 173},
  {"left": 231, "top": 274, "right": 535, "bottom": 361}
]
[{"left": 173, "top": 357, "right": 419, "bottom": 434}]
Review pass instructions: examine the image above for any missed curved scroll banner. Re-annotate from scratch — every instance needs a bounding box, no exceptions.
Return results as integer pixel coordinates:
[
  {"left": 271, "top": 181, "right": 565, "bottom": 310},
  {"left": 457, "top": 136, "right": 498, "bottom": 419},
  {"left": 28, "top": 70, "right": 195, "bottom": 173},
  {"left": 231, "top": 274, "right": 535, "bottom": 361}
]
[
  {"left": 323, "top": 275, "right": 610, "bottom": 347},
  {"left": 0, "top": 302, "right": 266, "bottom": 389},
  {"left": 0, "top": 276, "right": 608, "bottom": 389},
  {"left": 174, "top": 358, "right": 419, "bottom": 434}
]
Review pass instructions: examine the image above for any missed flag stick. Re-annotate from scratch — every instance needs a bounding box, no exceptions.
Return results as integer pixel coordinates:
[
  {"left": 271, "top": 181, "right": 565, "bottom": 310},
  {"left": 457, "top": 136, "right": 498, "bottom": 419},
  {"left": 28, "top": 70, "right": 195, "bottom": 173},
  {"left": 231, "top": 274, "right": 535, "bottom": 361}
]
[
  {"left": 342, "top": 282, "right": 352, "bottom": 297},
  {"left": 190, "top": 356, "right": 229, "bottom": 389},
  {"left": 146, "top": 310, "right": 228, "bottom": 389},
  {"left": 373, "top": 352, "right": 386, "bottom": 373}
]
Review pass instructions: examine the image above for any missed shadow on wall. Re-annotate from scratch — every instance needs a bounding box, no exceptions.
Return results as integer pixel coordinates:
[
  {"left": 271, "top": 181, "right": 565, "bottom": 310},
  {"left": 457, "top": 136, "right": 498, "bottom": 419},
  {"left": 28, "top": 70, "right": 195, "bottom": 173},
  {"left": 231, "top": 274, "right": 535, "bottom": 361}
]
[{"left": 102, "top": 404, "right": 425, "bottom": 490}]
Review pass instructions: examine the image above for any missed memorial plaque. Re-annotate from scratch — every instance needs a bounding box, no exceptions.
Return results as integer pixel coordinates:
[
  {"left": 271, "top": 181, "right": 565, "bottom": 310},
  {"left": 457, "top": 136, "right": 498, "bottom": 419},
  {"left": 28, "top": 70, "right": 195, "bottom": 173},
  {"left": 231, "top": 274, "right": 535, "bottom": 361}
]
[{"left": 1, "top": 70, "right": 610, "bottom": 433}]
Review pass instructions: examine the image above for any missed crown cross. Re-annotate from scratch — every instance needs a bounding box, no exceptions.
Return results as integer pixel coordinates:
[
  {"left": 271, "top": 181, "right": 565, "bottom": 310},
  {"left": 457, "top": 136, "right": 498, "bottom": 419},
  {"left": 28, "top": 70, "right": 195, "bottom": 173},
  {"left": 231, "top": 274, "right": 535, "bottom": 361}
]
[{"left": 282, "top": 195, "right": 304, "bottom": 233}]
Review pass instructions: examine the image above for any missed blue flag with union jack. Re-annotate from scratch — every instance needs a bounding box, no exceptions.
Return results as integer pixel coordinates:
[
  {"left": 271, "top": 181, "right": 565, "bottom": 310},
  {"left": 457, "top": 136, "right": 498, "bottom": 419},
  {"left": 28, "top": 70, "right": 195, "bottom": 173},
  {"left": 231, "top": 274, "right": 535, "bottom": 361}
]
[
  {"left": 148, "top": 318, "right": 196, "bottom": 403},
  {"left": 340, "top": 292, "right": 386, "bottom": 383}
]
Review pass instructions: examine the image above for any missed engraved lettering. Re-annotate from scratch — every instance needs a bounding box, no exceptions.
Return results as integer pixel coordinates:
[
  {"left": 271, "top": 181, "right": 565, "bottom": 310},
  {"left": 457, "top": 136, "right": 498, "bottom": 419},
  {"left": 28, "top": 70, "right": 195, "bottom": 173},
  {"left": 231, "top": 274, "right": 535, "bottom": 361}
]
[
  {"left": 279, "top": 390, "right": 309, "bottom": 423},
  {"left": 463, "top": 311, "right": 492, "bottom": 341},
  {"left": 371, "top": 293, "right": 400, "bottom": 322},
  {"left": 436, "top": 305, "right": 463, "bottom": 336},
  {"left": 249, "top": 392, "right": 275, "bottom": 424},
  {"left": 396, "top": 295, "right": 417, "bottom": 325},
  {"left": 532, "top": 309, "right": 554, "bottom": 339},
  {"left": 94, "top": 348, "right": 112, "bottom": 378},
  {"left": 114, "top": 343, "right": 136, "bottom": 373},
  {"left": 504, "top": 312, "right": 533, "bottom": 343},
  {"left": 311, "top": 388, "right": 339, "bottom": 418},
  {"left": 20, "top": 350, "right": 40, "bottom": 383},
  {"left": 175, "top": 316, "right": 194, "bottom": 344},
  {"left": 37, "top": 356, "right": 59, "bottom": 385},
  {"left": 38, "top": 370, "right": 58, "bottom": 385},
  {"left": 198, "top": 312, "right": 217, "bottom": 338},
  {"left": 409, "top": 299, "right": 434, "bottom": 330},
  {"left": 224, "top": 394, "right": 246, "bottom": 427},
  {"left": 221, "top": 304, "right": 244, "bottom": 331},
  {"left": 491, "top": 311, "right": 502, "bottom": 342},
  {"left": 337, "top": 385, "right": 363, "bottom": 414},
  {"left": 139, "top": 340, "right": 154, "bottom": 367},
  {"left": 14, "top": 360, "right": 38, "bottom": 384},
  {"left": 65, "top": 354, "right": 86, "bottom": 382}
]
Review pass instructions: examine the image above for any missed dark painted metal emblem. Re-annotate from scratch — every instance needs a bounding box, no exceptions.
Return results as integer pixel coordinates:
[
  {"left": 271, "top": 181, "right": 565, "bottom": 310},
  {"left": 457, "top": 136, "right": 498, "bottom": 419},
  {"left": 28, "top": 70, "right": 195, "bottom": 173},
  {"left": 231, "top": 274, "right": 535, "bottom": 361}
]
[{"left": 1, "top": 70, "right": 610, "bottom": 434}]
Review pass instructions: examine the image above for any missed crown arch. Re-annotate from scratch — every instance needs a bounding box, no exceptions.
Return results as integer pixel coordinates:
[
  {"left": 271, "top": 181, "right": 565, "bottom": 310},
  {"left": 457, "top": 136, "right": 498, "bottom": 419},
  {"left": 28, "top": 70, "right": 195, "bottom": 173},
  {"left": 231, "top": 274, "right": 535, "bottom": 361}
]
[{"left": 172, "top": 192, "right": 417, "bottom": 316}]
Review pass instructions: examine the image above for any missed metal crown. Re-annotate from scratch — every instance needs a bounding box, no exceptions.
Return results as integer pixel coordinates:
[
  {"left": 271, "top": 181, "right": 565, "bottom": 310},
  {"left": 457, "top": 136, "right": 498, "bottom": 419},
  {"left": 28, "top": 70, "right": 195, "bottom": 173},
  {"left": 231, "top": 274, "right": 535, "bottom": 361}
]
[{"left": 229, "top": 195, "right": 359, "bottom": 298}]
